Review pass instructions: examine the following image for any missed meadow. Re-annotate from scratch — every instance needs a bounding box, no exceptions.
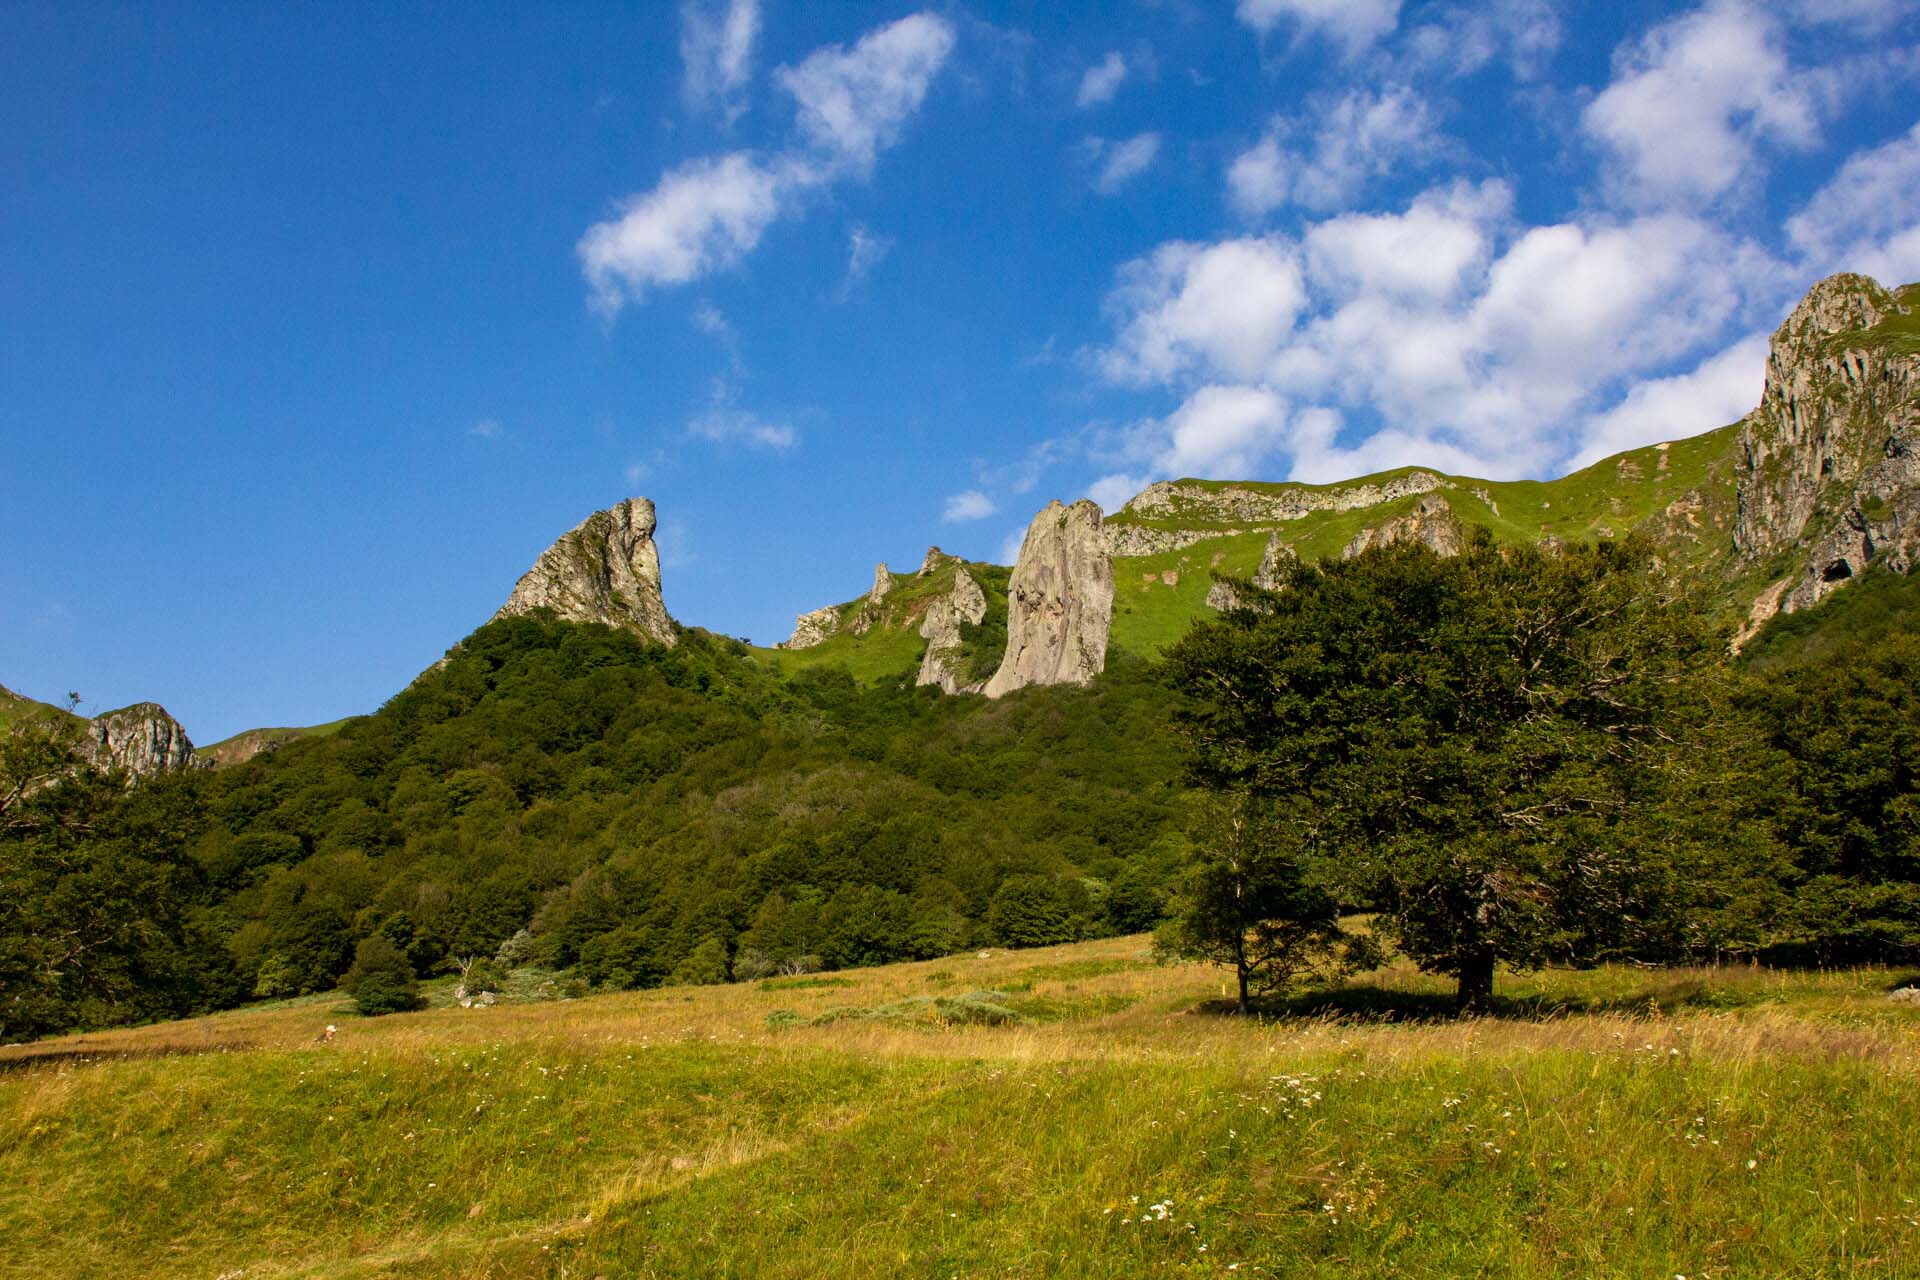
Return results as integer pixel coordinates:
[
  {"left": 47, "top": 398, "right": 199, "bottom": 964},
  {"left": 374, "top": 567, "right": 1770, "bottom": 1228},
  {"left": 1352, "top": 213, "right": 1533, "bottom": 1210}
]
[{"left": 4, "top": 936, "right": 1918, "bottom": 1278}]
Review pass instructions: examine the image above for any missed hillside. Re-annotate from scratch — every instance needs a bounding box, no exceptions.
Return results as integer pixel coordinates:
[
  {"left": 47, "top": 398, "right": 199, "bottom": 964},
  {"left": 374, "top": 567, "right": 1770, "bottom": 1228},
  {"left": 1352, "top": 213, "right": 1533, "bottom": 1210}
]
[{"left": 4, "top": 935, "right": 1918, "bottom": 1278}]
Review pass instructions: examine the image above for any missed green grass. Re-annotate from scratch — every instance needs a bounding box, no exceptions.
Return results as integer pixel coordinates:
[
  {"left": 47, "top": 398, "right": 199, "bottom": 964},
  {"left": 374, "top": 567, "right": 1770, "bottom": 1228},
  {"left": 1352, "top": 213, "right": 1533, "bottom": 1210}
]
[
  {"left": 750, "top": 558, "right": 1009, "bottom": 686},
  {"left": 5, "top": 937, "right": 1919, "bottom": 1277}
]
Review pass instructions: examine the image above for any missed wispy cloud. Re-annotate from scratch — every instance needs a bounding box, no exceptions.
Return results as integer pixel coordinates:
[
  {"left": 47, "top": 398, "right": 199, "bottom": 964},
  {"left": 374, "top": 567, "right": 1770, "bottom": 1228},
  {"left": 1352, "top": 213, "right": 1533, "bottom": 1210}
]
[
  {"left": 468, "top": 419, "right": 504, "bottom": 440},
  {"left": 680, "top": 0, "right": 761, "bottom": 124},
  {"left": 1076, "top": 51, "right": 1127, "bottom": 108},
  {"left": 688, "top": 381, "right": 797, "bottom": 451},
  {"left": 836, "top": 224, "right": 894, "bottom": 299},
  {"left": 942, "top": 489, "right": 996, "bottom": 522},
  {"left": 581, "top": 13, "right": 955, "bottom": 317},
  {"left": 1088, "top": 131, "right": 1162, "bottom": 194}
]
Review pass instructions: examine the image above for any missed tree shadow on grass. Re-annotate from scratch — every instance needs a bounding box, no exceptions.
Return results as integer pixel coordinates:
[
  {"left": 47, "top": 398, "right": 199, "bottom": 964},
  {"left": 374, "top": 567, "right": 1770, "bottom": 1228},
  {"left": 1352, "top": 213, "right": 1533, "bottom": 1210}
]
[{"left": 1189, "top": 973, "right": 1786, "bottom": 1024}]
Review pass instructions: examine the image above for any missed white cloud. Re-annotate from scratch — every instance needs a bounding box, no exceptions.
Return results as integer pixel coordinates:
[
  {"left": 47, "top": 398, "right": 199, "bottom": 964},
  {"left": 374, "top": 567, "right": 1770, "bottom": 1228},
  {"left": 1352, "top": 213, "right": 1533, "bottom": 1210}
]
[
  {"left": 1786, "top": 122, "right": 1920, "bottom": 281},
  {"left": 1154, "top": 385, "right": 1293, "bottom": 478},
  {"left": 581, "top": 13, "right": 954, "bottom": 318},
  {"left": 1236, "top": 0, "right": 1404, "bottom": 59},
  {"left": 1099, "top": 237, "right": 1308, "bottom": 386},
  {"left": 1096, "top": 181, "right": 1777, "bottom": 481},
  {"left": 1089, "top": 132, "right": 1163, "bottom": 194},
  {"left": 837, "top": 224, "right": 894, "bottom": 299},
  {"left": 1086, "top": 473, "right": 1145, "bottom": 513},
  {"left": 776, "top": 13, "right": 956, "bottom": 176},
  {"left": 468, "top": 419, "right": 503, "bottom": 440},
  {"left": 942, "top": 490, "right": 996, "bottom": 522},
  {"left": 997, "top": 523, "right": 1030, "bottom": 566},
  {"left": 1568, "top": 333, "right": 1768, "bottom": 469},
  {"left": 1076, "top": 51, "right": 1128, "bottom": 108},
  {"left": 1305, "top": 180, "right": 1511, "bottom": 303},
  {"left": 1583, "top": 0, "right": 1820, "bottom": 210},
  {"left": 1227, "top": 86, "right": 1442, "bottom": 218},
  {"left": 578, "top": 153, "right": 790, "bottom": 315},
  {"left": 1790, "top": 0, "right": 1918, "bottom": 29},
  {"left": 680, "top": 0, "right": 761, "bottom": 123},
  {"left": 688, "top": 382, "right": 796, "bottom": 450},
  {"left": 689, "top": 405, "right": 796, "bottom": 450},
  {"left": 1402, "top": 0, "right": 1562, "bottom": 79}
]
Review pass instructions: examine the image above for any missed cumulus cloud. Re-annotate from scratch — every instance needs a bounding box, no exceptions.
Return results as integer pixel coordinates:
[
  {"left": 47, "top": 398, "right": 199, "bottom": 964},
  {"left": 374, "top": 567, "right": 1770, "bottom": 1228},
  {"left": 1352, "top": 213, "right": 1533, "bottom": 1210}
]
[
  {"left": 1786, "top": 122, "right": 1920, "bottom": 281},
  {"left": 1088, "top": 132, "right": 1162, "bottom": 194},
  {"left": 776, "top": 12, "right": 956, "bottom": 176},
  {"left": 1076, "top": 51, "right": 1128, "bottom": 108},
  {"left": 1099, "top": 237, "right": 1309, "bottom": 386},
  {"left": 1095, "top": 180, "right": 1778, "bottom": 481},
  {"left": 1227, "top": 86, "right": 1442, "bottom": 218},
  {"left": 1568, "top": 333, "right": 1768, "bottom": 469},
  {"left": 942, "top": 490, "right": 996, "bottom": 522},
  {"left": 1236, "top": 0, "right": 1404, "bottom": 59},
  {"left": 579, "top": 153, "right": 790, "bottom": 314},
  {"left": 581, "top": 13, "right": 954, "bottom": 317},
  {"left": 680, "top": 0, "right": 761, "bottom": 123},
  {"left": 1583, "top": 0, "right": 1820, "bottom": 210}
]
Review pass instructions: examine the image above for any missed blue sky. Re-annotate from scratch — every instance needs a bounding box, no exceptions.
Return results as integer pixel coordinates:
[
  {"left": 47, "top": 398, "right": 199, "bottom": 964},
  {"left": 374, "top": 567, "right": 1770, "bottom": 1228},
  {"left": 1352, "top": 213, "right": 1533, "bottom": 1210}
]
[{"left": 4, "top": 0, "right": 1919, "bottom": 740}]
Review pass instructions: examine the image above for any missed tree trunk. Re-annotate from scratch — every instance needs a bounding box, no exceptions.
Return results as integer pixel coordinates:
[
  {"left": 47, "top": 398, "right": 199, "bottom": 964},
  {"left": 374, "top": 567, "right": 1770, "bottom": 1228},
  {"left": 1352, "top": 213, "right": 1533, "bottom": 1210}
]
[
  {"left": 1236, "top": 960, "right": 1250, "bottom": 1015},
  {"left": 1457, "top": 951, "right": 1495, "bottom": 1014},
  {"left": 1234, "top": 931, "right": 1250, "bottom": 1015}
]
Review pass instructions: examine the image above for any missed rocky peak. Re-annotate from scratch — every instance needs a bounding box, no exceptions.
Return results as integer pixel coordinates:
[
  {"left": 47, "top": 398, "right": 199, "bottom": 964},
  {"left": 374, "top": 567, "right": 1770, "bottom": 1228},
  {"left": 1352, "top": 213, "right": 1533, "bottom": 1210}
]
[
  {"left": 1733, "top": 273, "right": 1919, "bottom": 627},
  {"left": 1341, "top": 494, "right": 1467, "bottom": 560},
  {"left": 915, "top": 546, "right": 949, "bottom": 576},
  {"left": 985, "top": 500, "right": 1114, "bottom": 698},
  {"left": 79, "top": 702, "right": 201, "bottom": 779},
  {"left": 916, "top": 566, "right": 989, "bottom": 694},
  {"left": 494, "top": 497, "right": 676, "bottom": 646},
  {"left": 848, "top": 563, "right": 894, "bottom": 637}
]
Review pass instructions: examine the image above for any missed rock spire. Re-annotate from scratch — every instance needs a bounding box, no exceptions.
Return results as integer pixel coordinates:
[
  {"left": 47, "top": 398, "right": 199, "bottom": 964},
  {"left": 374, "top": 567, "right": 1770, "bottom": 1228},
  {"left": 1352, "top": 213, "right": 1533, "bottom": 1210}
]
[{"left": 985, "top": 500, "right": 1114, "bottom": 698}]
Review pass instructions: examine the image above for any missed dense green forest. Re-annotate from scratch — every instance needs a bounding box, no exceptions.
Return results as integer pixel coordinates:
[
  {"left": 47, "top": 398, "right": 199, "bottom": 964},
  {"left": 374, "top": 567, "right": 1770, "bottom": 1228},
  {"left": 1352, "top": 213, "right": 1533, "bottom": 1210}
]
[{"left": 3, "top": 561, "right": 1918, "bottom": 1041}]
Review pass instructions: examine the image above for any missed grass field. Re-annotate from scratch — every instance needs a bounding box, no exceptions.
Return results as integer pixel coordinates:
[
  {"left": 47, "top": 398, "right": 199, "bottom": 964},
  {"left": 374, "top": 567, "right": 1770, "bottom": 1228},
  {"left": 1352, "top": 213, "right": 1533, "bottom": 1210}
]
[{"left": 6, "top": 937, "right": 1918, "bottom": 1278}]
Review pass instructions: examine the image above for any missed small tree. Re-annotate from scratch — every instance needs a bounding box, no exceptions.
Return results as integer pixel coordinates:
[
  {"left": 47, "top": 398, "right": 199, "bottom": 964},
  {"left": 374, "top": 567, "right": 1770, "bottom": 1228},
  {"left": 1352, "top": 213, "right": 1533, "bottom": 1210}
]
[
  {"left": 344, "top": 935, "right": 422, "bottom": 1016},
  {"left": 1154, "top": 791, "right": 1355, "bottom": 1013}
]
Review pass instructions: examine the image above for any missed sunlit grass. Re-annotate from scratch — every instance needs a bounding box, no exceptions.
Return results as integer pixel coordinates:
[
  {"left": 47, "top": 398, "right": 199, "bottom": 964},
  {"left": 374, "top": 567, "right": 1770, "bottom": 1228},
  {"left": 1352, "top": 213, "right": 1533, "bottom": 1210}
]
[{"left": 5, "top": 937, "right": 1918, "bottom": 1277}]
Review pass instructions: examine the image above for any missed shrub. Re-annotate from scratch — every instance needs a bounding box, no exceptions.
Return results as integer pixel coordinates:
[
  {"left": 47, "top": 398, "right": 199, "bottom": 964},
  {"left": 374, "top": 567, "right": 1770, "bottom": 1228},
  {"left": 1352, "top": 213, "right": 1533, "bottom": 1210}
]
[{"left": 344, "top": 935, "right": 422, "bottom": 1016}]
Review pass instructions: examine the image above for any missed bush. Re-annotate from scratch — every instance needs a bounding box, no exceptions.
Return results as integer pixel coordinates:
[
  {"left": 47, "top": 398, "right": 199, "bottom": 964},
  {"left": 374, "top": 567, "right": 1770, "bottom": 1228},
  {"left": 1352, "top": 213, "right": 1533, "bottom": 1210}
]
[{"left": 344, "top": 935, "right": 422, "bottom": 1016}]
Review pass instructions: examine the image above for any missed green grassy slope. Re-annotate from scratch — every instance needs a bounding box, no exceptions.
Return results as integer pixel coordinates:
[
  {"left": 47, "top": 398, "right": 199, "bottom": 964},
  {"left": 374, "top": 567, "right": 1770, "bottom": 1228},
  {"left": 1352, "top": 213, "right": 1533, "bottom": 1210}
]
[
  {"left": 5, "top": 935, "right": 1919, "bottom": 1278},
  {"left": 1108, "top": 424, "right": 1744, "bottom": 658},
  {"left": 198, "top": 716, "right": 356, "bottom": 766},
  {"left": 752, "top": 558, "right": 1010, "bottom": 685}
]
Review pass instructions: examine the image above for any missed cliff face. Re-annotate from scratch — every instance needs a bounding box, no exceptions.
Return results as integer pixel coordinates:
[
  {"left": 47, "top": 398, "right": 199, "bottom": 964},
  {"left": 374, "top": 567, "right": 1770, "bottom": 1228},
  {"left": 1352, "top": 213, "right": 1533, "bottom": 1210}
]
[
  {"left": 985, "top": 500, "right": 1114, "bottom": 698},
  {"left": 916, "top": 566, "right": 989, "bottom": 694},
  {"left": 1734, "top": 274, "right": 1920, "bottom": 623},
  {"left": 494, "top": 498, "right": 676, "bottom": 646},
  {"left": 1342, "top": 494, "right": 1467, "bottom": 560},
  {"left": 78, "top": 703, "right": 201, "bottom": 779}
]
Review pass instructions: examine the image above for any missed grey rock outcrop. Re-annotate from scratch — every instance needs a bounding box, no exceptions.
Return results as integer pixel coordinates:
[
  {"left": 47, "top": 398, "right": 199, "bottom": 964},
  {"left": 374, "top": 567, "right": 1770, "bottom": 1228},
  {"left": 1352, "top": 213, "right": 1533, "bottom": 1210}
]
[
  {"left": 1122, "top": 471, "right": 1446, "bottom": 524},
  {"left": 1341, "top": 494, "right": 1467, "bottom": 560},
  {"left": 915, "top": 546, "right": 949, "bottom": 576},
  {"left": 1206, "top": 533, "right": 1294, "bottom": 610},
  {"left": 848, "top": 563, "right": 894, "bottom": 637},
  {"left": 1733, "top": 273, "right": 1920, "bottom": 626},
  {"left": 985, "top": 500, "right": 1114, "bottom": 699},
  {"left": 79, "top": 703, "right": 201, "bottom": 779},
  {"left": 494, "top": 497, "right": 676, "bottom": 646},
  {"left": 782, "top": 605, "right": 843, "bottom": 650},
  {"left": 916, "top": 566, "right": 989, "bottom": 694}
]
